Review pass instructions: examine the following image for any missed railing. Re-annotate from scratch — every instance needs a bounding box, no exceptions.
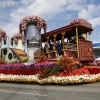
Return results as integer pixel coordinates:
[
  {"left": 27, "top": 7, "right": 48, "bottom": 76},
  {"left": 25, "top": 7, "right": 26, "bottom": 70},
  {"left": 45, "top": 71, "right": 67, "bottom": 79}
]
[{"left": 64, "top": 43, "right": 77, "bottom": 51}]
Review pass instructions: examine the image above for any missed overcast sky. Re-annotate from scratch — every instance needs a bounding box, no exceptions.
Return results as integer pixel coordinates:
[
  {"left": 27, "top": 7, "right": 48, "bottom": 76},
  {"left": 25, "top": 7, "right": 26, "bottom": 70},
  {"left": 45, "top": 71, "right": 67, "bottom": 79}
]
[{"left": 0, "top": 0, "right": 100, "bottom": 47}]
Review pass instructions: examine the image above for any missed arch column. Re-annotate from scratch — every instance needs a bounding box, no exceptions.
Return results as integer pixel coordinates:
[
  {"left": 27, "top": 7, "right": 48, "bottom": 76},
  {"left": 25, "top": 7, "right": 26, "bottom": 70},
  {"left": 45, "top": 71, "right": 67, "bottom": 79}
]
[
  {"left": 61, "top": 32, "right": 65, "bottom": 56},
  {"left": 76, "top": 27, "right": 79, "bottom": 58},
  {"left": 61, "top": 32, "right": 65, "bottom": 49},
  {"left": 53, "top": 34, "right": 58, "bottom": 57},
  {"left": 46, "top": 36, "right": 49, "bottom": 43},
  {"left": 45, "top": 36, "right": 52, "bottom": 58},
  {"left": 88, "top": 31, "right": 91, "bottom": 41}
]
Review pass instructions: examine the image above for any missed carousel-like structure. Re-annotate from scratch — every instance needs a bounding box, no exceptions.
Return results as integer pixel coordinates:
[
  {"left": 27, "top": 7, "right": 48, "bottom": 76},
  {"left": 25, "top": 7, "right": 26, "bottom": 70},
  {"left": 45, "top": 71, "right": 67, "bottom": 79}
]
[
  {"left": 0, "top": 16, "right": 100, "bottom": 85},
  {"left": 41, "top": 18, "right": 94, "bottom": 63}
]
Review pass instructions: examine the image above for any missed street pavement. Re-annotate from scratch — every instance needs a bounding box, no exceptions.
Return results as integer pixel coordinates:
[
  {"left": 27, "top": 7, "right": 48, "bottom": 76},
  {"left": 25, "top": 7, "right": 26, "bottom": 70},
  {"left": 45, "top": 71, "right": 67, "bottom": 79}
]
[{"left": 0, "top": 82, "right": 100, "bottom": 100}]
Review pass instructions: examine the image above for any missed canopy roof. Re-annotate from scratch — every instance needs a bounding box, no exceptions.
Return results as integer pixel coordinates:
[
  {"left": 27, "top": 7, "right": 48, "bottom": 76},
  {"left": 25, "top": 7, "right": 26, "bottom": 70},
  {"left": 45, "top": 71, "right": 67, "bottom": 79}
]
[
  {"left": 68, "top": 18, "right": 92, "bottom": 28},
  {"left": 41, "top": 18, "right": 93, "bottom": 42}
]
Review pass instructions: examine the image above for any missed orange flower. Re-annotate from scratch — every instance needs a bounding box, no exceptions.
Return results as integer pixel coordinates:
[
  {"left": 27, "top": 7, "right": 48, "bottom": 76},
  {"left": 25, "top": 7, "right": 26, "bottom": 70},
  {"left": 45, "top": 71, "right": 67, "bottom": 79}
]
[
  {"left": 0, "top": 59, "right": 5, "bottom": 64},
  {"left": 36, "top": 55, "right": 47, "bottom": 62},
  {"left": 66, "top": 53, "right": 69, "bottom": 58}
]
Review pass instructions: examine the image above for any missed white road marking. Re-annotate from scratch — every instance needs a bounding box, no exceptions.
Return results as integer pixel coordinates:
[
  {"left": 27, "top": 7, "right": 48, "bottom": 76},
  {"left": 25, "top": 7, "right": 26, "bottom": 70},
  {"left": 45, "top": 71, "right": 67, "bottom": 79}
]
[{"left": 0, "top": 90, "right": 47, "bottom": 96}]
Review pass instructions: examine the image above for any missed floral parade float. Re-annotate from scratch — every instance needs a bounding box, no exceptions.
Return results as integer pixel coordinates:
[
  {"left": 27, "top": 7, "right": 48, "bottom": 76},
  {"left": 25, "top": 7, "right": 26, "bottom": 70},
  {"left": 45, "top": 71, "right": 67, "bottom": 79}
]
[{"left": 0, "top": 17, "right": 100, "bottom": 85}]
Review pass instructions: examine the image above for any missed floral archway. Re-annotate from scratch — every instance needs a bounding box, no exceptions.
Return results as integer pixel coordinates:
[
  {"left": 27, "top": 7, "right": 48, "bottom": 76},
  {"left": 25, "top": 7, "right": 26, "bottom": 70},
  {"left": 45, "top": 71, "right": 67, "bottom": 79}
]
[
  {"left": 68, "top": 18, "right": 92, "bottom": 28},
  {"left": 19, "top": 15, "right": 47, "bottom": 34},
  {"left": 11, "top": 33, "right": 26, "bottom": 45},
  {"left": 0, "top": 28, "right": 7, "bottom": 45}
]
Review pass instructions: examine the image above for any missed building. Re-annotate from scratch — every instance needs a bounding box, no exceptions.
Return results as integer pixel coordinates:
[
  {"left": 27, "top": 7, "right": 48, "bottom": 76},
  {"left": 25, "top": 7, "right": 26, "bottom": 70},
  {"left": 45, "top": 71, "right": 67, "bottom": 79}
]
[{"left": 93, "top": 43, "right": 100, "bottom": 58}]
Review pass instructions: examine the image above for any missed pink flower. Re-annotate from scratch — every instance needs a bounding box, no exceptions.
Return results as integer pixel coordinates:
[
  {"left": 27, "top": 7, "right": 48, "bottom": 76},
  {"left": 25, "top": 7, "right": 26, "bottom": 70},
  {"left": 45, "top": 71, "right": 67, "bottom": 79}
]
[
  {"left": 19, "top": 15, "right": 47, "bottom": 33},
  {"left": 11, "top": 33, "right": 26, "bottom": 45},
  {"left": 0, "top": 28, "right": 7, "bottom": 44},
  {"left": 68, "top": 18, "right": 92, "bottom": 28}
]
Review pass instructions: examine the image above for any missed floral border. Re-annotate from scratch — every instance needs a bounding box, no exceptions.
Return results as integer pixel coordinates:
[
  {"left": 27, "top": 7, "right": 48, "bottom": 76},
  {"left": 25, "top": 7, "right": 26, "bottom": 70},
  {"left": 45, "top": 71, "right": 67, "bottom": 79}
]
[
  {"left": 11, "top": 33, "right": 26, "bottom": 45},
  {"left": 19, "top": 15, "right": 47, "bottom": 33},
  {"left": 68, "top": 18, "right": 92, "bottom": 28}
]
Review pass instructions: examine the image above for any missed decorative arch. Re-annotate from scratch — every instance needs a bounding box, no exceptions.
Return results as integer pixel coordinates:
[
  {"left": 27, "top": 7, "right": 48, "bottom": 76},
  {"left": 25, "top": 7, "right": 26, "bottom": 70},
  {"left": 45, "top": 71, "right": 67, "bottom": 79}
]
[
  {"left": 68, "top": 18, "right": 92, "bottom": 29},
  {"left": 11, "top": 33, "right": 26, "bottom": 45},
  {"left": 19, "top": 15, "right": 47, "bottom": 34}
]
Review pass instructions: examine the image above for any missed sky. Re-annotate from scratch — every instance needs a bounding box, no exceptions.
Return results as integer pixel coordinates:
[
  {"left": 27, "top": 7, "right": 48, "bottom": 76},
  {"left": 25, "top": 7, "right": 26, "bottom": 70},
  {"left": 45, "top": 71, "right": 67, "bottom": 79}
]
[{"left": 0, "top": 0, "right": 100, "bottom": 47}]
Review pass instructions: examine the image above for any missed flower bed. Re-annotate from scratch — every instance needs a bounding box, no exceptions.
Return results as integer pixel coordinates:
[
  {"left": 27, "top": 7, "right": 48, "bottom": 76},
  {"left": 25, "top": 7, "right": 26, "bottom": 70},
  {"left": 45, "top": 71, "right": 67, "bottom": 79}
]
[
  {"left": 0, "top": 55, "right": 100, "bottom": 85},
  {"left": 87, "top": 67, "right": 100, "bottom": 74},
  {"left": 0, "top": 62, "right": 57, "bottom": 75},
  {"left": 0, "top": 74, "right": 100, "bottom": 85},
  {"left": 0, "top": 67, "right": 100, "bottom": 84}
]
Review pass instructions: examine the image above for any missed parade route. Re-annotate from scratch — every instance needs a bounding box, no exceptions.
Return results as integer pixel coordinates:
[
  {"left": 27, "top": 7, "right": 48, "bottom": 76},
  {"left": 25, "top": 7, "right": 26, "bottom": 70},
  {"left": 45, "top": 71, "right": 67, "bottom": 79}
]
[{"left": 0, "top": 82, "right": 100, "bottom": 100}]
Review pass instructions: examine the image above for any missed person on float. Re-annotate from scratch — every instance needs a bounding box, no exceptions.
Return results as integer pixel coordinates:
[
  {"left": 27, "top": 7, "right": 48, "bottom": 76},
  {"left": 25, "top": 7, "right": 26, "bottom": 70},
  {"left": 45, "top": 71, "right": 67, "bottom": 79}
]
[
  {"left": 49, "top": 39, "right": 55, "bottom": 57},
  {"left": 44, "top": 43, "right": 49, "bottom": 57},
  {"left": 56, "top": 40, "right": 63, "bottom": 56}
]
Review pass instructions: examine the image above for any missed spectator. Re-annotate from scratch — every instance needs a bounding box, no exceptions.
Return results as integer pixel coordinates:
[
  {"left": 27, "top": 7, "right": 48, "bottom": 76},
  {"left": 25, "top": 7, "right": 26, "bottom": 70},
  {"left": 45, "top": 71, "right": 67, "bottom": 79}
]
[
  {"left": 67, "top": 37, "right": 76, "bottom": 44},
  {"left": 78, "top": 35, "right": 85, "bottom": 40}
]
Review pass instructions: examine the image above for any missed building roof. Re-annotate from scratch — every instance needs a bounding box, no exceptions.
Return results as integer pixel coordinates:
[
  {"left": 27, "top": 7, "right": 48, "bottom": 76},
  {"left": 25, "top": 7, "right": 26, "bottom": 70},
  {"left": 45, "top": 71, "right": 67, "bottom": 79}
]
[
  {"left": 42, "top": 18, "right": 93, "bottom": 42},
  {"left": 93, "top": 43, "right": 100, "bottom": 47}
]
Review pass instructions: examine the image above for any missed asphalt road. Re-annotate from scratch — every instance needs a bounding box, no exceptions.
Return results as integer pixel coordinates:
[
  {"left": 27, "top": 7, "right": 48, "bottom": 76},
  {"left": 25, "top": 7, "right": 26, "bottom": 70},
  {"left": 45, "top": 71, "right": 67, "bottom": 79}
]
[{"left": 0, "top": 82, "right": 100, "bottom": 100}]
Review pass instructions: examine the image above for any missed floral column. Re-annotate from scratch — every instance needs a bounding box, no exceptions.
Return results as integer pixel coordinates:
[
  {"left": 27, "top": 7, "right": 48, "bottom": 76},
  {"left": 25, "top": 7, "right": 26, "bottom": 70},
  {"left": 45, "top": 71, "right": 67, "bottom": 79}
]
[
  {"left": 19, "top": 15, "right": 47, "bottom": 62},
  {"left": 11, "top": 33, "right": 26, "bottom": 51},
  {"left": 0, "top": 28, "right": 7, "bottom": 58}
]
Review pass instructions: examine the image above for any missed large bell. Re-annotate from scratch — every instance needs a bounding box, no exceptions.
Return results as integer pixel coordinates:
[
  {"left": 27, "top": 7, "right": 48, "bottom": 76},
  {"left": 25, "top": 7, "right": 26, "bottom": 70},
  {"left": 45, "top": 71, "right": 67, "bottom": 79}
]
[{"left": 25, "top": 23, "right": 41, "bottom": 62}]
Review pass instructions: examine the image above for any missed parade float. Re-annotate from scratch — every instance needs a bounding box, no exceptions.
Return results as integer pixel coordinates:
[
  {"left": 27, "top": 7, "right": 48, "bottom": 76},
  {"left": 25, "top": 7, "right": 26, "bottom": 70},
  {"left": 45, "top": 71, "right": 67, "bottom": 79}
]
[{"left": 0, "top": 17, "right": 100, "bottom": 85}]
